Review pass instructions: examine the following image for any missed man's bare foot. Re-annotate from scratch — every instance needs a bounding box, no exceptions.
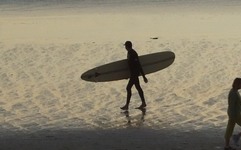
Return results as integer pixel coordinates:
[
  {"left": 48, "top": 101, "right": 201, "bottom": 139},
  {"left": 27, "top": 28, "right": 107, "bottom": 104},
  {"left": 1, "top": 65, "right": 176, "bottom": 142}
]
[
  {"left": 120, "top": 105, "right": 128, "bottom": 110},
  {"left": 135, "top": 104, "right": 146, "bottom": 109}
]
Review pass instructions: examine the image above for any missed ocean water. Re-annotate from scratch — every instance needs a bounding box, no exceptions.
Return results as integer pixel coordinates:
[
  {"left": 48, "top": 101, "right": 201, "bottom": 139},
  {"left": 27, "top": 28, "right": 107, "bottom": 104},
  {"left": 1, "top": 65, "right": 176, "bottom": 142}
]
[
  {"left": 1, "top": 0, "right": 241, "bottom": 16},
  {"left": 1, "top": 0, "right": 241, "bottom": 8}
]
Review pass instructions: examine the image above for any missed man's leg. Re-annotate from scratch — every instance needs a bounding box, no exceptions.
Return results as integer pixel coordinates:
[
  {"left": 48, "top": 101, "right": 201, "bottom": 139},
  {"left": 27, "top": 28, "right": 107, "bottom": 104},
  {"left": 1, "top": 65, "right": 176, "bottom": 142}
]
[
  {"left": 121, "top": 79, "right": 134, "bottom": 110},
  {"left": 232, "top": 116, "right": 241, "bottom": 146},
  {"left": 134, "top": 78, "right": 146, "bottom": 108},
  {"left": 225, "top": 118, "right": 236, "bottom": 148}
]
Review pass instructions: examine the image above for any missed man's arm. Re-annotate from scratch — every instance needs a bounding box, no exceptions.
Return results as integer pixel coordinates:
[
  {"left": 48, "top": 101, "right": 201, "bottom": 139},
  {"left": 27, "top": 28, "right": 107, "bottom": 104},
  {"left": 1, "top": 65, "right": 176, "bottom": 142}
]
[
  {"left": 136, "top": 56, "right": 148, "bottom": 83},
  {"left": 228, "top": 92, "right": 239, "bottom": 117}
]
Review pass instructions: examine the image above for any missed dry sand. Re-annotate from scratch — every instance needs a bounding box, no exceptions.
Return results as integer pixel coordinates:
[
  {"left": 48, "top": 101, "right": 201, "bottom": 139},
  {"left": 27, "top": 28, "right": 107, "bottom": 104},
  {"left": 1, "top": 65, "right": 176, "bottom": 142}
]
[{"left": 1, "top": 1, "right": 241, "bottom": 150}]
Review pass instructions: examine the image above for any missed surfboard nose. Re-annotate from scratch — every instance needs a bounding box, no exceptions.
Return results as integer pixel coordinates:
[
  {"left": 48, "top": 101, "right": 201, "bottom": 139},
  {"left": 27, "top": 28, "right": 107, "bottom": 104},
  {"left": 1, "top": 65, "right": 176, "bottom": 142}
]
[
  {"left": 81, "top": 71, "right": 101, "bottom": 81},
  {"left": 81, "top": 72, "right": 90, "bottom": 80},
  {"left": 80, "top": 73, "right": 85, "bottom": 80}
]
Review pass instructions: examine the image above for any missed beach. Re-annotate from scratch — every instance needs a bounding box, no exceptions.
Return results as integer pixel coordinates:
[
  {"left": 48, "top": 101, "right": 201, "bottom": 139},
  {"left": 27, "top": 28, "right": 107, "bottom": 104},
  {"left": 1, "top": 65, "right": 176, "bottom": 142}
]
[{"left": 1, "top": 0, "right": 241, "bottom": 149}]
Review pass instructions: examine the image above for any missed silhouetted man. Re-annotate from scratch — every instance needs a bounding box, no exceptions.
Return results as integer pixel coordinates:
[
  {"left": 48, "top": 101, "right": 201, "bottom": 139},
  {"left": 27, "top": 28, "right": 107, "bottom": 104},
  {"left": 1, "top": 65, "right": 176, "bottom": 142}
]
[{"left": 121, "top": 41, "right": 148, "bottom": 110}]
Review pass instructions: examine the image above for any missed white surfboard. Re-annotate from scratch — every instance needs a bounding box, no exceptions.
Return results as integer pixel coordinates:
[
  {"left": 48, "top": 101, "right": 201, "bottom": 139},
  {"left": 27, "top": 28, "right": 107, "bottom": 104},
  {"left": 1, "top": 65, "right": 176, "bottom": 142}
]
[{"left": 81, "top": 51, "right": 175, "bottom": 82}]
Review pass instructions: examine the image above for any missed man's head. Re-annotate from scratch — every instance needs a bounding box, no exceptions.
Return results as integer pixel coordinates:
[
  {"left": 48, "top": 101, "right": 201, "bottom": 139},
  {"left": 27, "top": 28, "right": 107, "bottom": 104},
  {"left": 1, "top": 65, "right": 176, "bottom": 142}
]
[
  {"left": 124, "top": 41, "right": 132, "bottom": 51},
  {"left": 232, "top": 78, "right": 241, "bottom": 90}
]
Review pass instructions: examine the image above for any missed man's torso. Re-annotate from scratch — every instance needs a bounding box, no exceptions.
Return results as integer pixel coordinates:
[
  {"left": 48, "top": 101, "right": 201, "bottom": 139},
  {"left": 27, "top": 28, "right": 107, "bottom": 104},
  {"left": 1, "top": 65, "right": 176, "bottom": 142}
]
[{"left": 127, "top": 49, "right": 140, "bottom": 77}]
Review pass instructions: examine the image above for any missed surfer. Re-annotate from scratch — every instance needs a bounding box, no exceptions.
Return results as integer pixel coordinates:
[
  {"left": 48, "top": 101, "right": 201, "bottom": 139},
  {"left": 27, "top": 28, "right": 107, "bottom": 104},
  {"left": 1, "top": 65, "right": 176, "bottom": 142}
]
[
  {"left": 121, "top": 41, "right": 148, "bottom": 110},
  {"left": 224, "top": 78, "right": 241, "bottom": 150}
]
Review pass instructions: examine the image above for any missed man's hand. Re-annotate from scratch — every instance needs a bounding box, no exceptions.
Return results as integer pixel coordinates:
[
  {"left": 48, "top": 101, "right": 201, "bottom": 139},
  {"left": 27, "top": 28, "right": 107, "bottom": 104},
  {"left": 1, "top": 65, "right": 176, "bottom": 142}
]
[{"left": 143, "top": 76, "right": 148, "bottom": 83}]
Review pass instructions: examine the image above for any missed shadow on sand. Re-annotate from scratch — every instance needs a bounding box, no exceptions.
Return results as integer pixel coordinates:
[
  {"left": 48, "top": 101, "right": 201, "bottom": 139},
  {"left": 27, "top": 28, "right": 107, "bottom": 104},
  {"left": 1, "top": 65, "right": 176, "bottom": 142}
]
[{"left": 0, "top": 126, "right": 224, "bottom": 150}]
